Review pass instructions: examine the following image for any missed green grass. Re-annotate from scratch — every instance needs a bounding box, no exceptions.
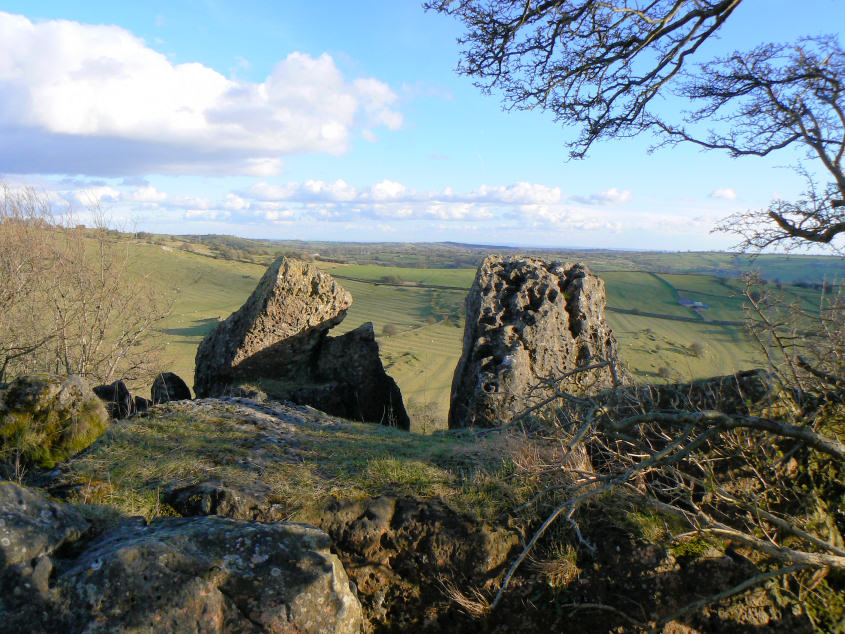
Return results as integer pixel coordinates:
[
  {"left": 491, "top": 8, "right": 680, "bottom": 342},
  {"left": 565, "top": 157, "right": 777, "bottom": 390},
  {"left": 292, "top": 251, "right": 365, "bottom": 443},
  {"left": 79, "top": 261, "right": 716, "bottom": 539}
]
[
  {"left": 601, "top": 271, "right": 697, "bottom": 318},
  {"left": 56, "top": 400, "right": 525, "bottom": 523},
  {"left": 317, "top": 262, "right": 476, "bottom": 288},
  {"left": 126, "top": 242, "right": 265, "bottom": 392},
  {"left": 606, "top": 312, "right": 760, "bottom": 382}
]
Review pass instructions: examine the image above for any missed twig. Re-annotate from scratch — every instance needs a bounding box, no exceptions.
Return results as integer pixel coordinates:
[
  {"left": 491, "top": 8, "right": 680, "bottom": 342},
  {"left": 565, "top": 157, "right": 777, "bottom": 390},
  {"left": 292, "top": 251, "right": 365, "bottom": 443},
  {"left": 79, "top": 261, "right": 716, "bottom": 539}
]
[{"left": 655, "top": 564, "right": 809, "bottom": 628}]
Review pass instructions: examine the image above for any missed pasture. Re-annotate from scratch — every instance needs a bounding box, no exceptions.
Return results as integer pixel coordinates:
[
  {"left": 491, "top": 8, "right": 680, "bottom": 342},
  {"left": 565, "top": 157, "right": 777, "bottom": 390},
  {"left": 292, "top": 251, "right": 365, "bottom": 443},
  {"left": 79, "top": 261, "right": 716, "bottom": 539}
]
[{"left": 123, "top": 244, "right": 823, "bottom": 431}]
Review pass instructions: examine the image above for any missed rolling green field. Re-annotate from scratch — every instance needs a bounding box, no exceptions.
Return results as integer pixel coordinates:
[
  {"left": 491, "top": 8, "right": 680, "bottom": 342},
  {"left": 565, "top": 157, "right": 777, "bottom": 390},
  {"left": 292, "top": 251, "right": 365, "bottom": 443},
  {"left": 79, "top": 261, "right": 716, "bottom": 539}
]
[{"left": 118, "top": 242, "right": 826, "bottom": 432}]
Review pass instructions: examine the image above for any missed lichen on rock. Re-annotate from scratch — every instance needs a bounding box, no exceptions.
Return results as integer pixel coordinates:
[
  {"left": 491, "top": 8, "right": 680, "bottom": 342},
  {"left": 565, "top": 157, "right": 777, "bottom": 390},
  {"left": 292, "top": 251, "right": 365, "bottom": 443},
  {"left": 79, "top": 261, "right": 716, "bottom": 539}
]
[{"left": 449, "top": 256, "right": 624, "bottom": 428}]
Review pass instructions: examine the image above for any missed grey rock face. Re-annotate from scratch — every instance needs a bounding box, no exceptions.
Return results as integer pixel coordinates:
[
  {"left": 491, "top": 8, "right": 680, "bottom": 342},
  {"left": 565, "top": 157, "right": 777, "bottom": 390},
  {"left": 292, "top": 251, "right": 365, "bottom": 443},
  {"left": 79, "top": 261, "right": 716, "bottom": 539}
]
[
  {"left": 290, "top": 322, "right": 410, "bottom": 429},
  {"left": 317, "top": 495, "right": 519, "bottom": 630},
  {"left": 0, "top": 482, "right": 364, "bottom": 634},
  {"left": 0, "top": 481, "right": 90, "bottom": 568},
  {"left": 194, "top": 258, "right": 408, "bottom": 428},
  {"left": 449, "top": 256, "right": 623, "bottom": 428},
  {"left": 151, "top": 372, "right": 192, "bottom": 403},
  {"left": 164, "top": 479, "right": 285, "bottom": 521},
  {"left": 194, "top": 257, "right": 353, "bottom": 398}
]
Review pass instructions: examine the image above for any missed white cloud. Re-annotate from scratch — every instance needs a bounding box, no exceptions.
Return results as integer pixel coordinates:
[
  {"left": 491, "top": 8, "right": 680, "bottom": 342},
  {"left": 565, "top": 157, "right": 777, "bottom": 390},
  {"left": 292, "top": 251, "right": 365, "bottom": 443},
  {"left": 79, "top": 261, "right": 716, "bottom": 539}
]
[
  {"left": 571, "top": 187, "right": 632, "bottom": 205},
  {"left": 184, "top": 209, "right": 230, "bottom": 220},
  {"left": 0, "top": 12, "right": 402, "bottom": 176},
  {"left": 711, "top": 188, "right": 738, "bottom": 200},
  {"left": 469, "top": 182, "right": 562, "bottom": 205},
  {"left": 370, "top": 180, "right": 407, "bottom": 201},
  {"left": 127, "top": 185, "right": 167, "bottom": 202}
]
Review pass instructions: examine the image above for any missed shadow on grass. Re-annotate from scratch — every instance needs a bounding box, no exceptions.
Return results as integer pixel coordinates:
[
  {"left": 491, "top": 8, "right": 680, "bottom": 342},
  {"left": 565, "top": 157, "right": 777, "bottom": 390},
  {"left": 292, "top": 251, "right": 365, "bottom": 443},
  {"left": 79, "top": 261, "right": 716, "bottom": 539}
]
[{"left": 164, "top": 318, "right": 221, "bottom": 338}]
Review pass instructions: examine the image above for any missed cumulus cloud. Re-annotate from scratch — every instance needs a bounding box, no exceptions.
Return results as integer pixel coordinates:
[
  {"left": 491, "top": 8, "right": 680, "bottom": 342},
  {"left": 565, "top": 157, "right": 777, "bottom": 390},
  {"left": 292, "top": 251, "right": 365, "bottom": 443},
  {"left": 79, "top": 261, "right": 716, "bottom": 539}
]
[
  {"left": 710, "top": 188, "right": 738, "bottom": 200},
  {"left": 0, "top": 12, "right": 402, "bottom": 176}
]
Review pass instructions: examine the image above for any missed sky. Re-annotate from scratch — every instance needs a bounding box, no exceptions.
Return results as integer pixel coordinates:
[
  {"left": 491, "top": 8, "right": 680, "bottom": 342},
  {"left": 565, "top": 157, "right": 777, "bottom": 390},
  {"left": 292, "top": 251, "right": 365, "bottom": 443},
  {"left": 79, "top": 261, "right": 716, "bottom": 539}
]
[{"left": 0, "top": 0, "right": 842, "bottom": 251}]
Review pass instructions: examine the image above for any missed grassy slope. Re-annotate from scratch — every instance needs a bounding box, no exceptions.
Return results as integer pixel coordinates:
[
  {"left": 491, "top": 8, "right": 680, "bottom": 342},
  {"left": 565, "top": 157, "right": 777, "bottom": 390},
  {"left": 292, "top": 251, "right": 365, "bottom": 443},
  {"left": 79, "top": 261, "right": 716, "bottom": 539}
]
[
  {"left": 316, "top": 263, "right": 765, "bottom": 400},
  {"left": 128, "top": 242, "right": 264, "bottom": 391},
  {"left": 58, "top": 399, "right": 523, "bottom": 524}
]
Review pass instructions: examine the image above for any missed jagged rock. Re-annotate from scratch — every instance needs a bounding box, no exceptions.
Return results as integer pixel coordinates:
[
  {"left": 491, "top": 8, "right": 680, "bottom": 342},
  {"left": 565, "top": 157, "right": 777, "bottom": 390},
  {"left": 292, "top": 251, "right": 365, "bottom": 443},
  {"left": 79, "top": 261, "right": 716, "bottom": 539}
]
[
  {"left": 317, "top": 495, "right": 519, "bottom": 630},
  {"left": 0, "top": 481, "right": 90, "bottom": 568},
  {"left": 151, "top": 372, "right": 192, "bottom": 404},
  {"left": 194, "top": 257, "right": 353, "bottom": 398},
  {"left": 289, "top": 322, "right": 410, "bottom": 429},
  {"left": 0, "top": 375, "right": 109, "bottom": 468},
  {"left": 449, "top": 256, "right": 623, "bottom": 428},
  {"left": 92, "top": 380, "right": 134, "bottom": 418},
  {"left": 0, "top": 482, "right": 364, "bottom": 633},
  {"left": 194, "top": 258, "right": 409, "bottom": 428}
]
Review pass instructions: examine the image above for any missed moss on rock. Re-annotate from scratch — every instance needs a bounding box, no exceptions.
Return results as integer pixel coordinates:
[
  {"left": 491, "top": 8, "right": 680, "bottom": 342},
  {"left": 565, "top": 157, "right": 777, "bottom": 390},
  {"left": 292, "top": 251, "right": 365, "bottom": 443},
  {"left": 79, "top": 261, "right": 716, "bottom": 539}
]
[{"left": 0, "top": 375, "right": 109, "bottom": 469}]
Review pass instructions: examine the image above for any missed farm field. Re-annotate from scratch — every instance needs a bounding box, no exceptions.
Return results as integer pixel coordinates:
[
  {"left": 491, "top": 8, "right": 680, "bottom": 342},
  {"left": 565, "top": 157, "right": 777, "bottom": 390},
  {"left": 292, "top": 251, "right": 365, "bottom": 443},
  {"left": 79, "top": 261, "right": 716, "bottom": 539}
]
[{"left": 120, "top": 243, "right": 825, "bottom": 432}]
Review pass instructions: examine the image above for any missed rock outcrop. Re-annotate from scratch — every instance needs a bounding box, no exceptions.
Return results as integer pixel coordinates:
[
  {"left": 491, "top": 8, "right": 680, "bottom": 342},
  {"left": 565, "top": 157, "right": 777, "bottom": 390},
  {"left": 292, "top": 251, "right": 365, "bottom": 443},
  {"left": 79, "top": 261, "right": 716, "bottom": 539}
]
[
  {"left": 291, "top": 323, "right": 410, "bottom": 428},
  {"left": 0, "top": 375, "right": 109, "bottom": 468},
  {"left": 151, "top": 371, "right": 192, "bottom": 403},
  {"left": 92, "top": 379, "right": 135, "bottom": 418},
  {"left": 449, "top": 256, "right": 622, "bottom": 428},
  {"left": 0, "top": 481, "right": 364, "bottom": 633},
  {"left": 194, "top": 257, "right": 409, "bottom": 429}
]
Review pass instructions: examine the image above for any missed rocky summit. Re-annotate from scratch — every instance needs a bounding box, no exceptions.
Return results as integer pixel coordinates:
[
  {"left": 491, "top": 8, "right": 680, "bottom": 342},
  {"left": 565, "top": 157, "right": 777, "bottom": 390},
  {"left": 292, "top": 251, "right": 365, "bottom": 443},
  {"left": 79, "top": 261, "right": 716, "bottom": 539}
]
[
  {"left": 449, "top": 256, "right": 623, "bottom": 428},
  {"left": 194, "top": 257, "right": 409, "bottom": 428}
]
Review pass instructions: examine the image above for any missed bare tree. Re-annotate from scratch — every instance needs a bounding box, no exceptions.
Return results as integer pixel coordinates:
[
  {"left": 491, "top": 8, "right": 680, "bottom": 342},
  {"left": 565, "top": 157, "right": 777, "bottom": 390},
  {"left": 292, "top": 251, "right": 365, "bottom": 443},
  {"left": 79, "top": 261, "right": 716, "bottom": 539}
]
[
  {"left": 468, "top": 362, "right": 845, "bottom": 629},
  {"left": 667, "top": 37, "right": 845, "bottom": 251},
  {"left": 426, "top": 1, "right": 844, "bottom": 251},
  {"left": 425, "top": 4, "right": 844, "bottom": 622},
  {"left": 0, "top": 184, "right": 56, "bottom": 382},
  {"left": 0, "top": 184, "right": 172, "bottom": 386},
  {"left": 425, "top": 0, "right": 743, "bottom": 158}
]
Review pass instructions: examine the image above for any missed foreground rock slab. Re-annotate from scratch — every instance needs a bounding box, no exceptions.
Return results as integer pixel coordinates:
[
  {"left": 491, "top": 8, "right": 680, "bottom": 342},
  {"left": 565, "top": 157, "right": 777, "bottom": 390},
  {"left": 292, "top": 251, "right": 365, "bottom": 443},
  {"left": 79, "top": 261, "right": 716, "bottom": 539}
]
[
  {"left": 449, "top": 256, "right": 622, "bottom": 428},
  {"left": 0, "top": 481, "right": 364, "bottom": 634},
  {"left": 194, "top": 257, "right": 409, "bottom": 428}
]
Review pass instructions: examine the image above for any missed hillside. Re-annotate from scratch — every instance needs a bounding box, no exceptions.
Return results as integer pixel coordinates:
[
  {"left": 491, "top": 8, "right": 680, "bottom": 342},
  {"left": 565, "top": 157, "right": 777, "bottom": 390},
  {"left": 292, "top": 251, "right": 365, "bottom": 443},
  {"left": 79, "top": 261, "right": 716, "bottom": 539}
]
[{"left": 117, "top": 237, "right": 831, "bottom": 430}]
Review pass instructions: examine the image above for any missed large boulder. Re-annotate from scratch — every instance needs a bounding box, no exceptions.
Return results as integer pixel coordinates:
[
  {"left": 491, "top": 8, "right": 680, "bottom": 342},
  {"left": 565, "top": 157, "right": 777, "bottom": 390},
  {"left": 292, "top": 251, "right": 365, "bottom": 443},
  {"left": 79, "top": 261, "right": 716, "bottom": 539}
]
[
  {"left": 449, "top": 256, "right": 623, "bottom": 429},
  {"left": 92, "top": 379, "right": 134, "bottom": 418},
  {"left": 194, "top": 258, "right": 409, "bottom": 429},
  {"left": 194, "top": 257, "right": 353, "bottom": 398},
  {"left": 0, "top": 482, "right": 364, "bottom": 633},
  {"left": 151, "top": 372, "right": 192, "bottom": 403},
  {"left": 0, "top": 375, "right": 109, "bottom": 468}
]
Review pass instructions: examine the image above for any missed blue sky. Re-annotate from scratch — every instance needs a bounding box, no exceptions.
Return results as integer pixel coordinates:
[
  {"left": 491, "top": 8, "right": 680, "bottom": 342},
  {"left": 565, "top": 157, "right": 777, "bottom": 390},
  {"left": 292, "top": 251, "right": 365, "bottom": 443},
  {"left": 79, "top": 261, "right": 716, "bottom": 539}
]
[{"left": 0, "top": 1, "right": 842, "bottom": 250}]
